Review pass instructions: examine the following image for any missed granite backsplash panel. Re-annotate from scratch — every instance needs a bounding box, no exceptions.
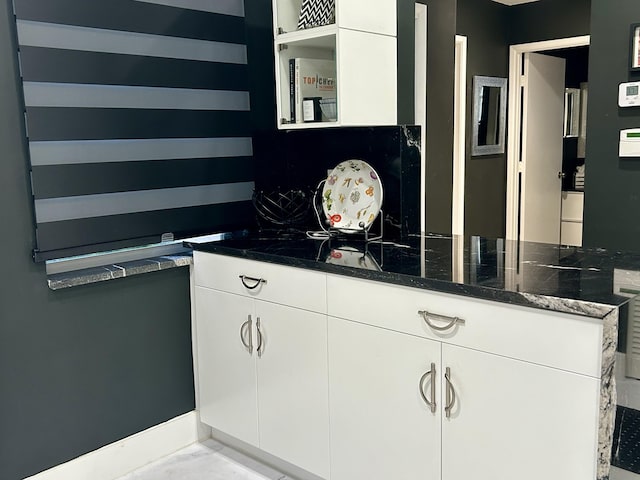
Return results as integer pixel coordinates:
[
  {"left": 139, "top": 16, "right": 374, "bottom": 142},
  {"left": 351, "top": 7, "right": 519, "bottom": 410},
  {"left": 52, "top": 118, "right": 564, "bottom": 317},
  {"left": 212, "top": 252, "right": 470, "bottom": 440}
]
[{"left": 252, "top": 125, "right": 422, "bottom": 239}]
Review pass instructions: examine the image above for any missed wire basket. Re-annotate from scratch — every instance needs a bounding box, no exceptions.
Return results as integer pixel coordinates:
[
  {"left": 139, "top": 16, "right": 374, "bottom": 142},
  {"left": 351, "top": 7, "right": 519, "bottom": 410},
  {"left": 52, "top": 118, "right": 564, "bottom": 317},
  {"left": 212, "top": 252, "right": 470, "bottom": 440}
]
[{"left": 252, "top": 189, "right": 312, "bottom": 227}]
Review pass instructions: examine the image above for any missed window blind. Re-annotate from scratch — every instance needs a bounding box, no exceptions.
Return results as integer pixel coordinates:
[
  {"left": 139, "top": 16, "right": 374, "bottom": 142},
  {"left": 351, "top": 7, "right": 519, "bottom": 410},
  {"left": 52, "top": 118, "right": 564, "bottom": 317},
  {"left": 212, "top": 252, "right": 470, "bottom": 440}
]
[{"left": 13, "top": 0, "right": 255, "bottom": 261}]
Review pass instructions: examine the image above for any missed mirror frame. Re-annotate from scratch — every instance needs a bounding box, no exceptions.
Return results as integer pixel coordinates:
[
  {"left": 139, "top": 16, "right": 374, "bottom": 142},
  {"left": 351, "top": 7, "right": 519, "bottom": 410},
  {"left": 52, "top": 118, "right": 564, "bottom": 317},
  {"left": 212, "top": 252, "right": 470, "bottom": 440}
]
[
  {"left": 563, "top": 88, "right": 581, "bottom": 138},
  {"left": 472, "top": 75, "right": 508, "bottom": 156}
]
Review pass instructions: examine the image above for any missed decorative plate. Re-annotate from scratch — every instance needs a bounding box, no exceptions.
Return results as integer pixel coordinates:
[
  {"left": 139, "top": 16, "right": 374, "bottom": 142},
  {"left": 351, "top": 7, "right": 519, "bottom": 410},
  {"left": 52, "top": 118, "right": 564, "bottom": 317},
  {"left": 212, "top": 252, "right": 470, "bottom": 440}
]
[
  {"left": 325, "top": 247, "right": 382, "bottom": 271},
  {"left": 321, "top": 160, "right": 383, "bottom": 232}
]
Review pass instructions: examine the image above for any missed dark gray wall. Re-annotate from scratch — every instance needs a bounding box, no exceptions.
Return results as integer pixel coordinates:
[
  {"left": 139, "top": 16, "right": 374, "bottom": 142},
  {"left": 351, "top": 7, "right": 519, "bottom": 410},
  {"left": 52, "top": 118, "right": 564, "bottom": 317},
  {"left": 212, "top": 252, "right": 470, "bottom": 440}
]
[
  {"left": 508, "top": 0, "right": 591, "bottom": 45},
  {"left": 244, "top": 0, "right": 276, "bottom": 133},
  {"left": 400, "top": 0, "right": 591, "bottom": 238},
  {"left": 0, "top": 1, "right": 195, "bottom": 479},
  {"left": 456, "top": 0, "right": 509, "bottom": 239},
  {"left": 583, "top": 0, "right": 640, "bottom": 251},
  {"left": 452, "top": 0, "right": 590, "bottom": 239},
  {"left": 398, "top": 0, "right": 456, "bottom": 235}
]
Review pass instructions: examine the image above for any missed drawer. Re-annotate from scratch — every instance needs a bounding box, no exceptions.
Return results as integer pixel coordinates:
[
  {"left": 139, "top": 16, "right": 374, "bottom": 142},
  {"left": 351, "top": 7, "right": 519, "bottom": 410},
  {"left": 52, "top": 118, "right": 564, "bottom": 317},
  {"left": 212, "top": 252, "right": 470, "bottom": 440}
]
[
  {"left": 561, "top": 220, "right": 583, "bottom": 247},
  {"left": 194, "top": 251, "right": 327, "bottom": 313},
  {"left": 327, "top": 274, "right": 603, "bottom": 377},
  {"left": 561, "top": 191, "right": 584, "bottom": 222}
]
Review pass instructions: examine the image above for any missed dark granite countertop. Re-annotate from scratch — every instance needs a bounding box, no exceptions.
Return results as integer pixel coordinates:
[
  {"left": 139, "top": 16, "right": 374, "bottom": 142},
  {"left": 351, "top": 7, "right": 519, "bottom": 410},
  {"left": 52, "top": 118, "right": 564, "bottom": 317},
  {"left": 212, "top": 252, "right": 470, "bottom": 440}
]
[{"left": 186, "top": 231, "right": 640, "bottom": 319}]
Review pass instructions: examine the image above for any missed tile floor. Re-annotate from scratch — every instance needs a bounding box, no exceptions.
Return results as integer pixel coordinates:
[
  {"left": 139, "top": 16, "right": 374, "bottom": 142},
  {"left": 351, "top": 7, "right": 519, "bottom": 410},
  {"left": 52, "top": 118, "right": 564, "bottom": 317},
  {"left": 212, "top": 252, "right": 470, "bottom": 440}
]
[
  {"left": 613, "top": 466, "right": 640, "bottom": 480},
  {"left": 115, "top": 439, "right": 291, "bottom": 480},
  {"left": 115, "top": 440, "right": 638, "bottom": 480}
]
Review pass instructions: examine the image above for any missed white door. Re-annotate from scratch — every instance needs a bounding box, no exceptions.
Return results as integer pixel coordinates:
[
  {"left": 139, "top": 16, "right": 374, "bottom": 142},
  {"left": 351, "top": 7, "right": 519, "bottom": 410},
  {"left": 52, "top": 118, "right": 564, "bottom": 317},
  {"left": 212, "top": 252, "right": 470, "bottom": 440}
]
[
  {"left": 329, "top": 317, "right": 442, "bottom": 480},
  {"left": 521, "top": 52, "right": 566, "bottom": 244},
  {"left": 256, "top": 301, "right": 329, "bottom": 479},
  {"left": 441, "top": 344, "right": 600, "bottom": 480},
  {"left": 194, "top": 287, "right": 258, "bottom": 446}
]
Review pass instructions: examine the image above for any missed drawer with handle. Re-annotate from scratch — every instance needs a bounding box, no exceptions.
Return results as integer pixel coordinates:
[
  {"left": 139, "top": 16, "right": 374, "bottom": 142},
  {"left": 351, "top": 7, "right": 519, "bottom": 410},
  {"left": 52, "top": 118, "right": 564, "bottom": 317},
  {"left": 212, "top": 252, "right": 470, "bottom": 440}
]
[
  {"left": 194, "top": 251, "right": 327, "bottom": 313},
  {"left": 327, "top": 274, "right": 603, "bottom": 377}
]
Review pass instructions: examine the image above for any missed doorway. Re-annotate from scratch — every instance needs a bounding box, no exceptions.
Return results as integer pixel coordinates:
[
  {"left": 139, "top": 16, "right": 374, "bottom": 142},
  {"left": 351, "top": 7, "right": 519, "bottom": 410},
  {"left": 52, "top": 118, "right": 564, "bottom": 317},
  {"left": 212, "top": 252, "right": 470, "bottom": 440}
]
[{"left": 505, "top": 36, "right": 590, "bottom": 244}]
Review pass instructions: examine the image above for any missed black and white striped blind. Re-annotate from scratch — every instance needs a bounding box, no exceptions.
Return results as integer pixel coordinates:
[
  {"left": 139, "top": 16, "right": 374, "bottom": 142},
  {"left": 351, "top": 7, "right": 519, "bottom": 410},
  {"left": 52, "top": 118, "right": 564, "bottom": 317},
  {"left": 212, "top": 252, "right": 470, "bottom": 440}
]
[{"left": 13, "top": 0, "right": 255, "bottom": 261}]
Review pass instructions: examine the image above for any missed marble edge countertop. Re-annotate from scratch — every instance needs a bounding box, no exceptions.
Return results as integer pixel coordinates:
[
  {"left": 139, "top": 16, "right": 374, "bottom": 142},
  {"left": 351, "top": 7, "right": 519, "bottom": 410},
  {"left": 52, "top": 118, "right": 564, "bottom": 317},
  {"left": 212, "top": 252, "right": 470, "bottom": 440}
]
[
  {"left": 185, "top": 237, "right": 629, "bottom": 320},
  {"left": 47, "top": 254, "right": 193, "bottom": 290}
]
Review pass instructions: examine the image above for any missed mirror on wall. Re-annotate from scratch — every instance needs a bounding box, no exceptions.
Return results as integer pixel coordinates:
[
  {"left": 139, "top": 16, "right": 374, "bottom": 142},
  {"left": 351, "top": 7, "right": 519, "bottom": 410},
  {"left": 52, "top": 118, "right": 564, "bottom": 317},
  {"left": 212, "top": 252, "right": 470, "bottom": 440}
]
[
  {"left": 564, "top": 88, "right": 581, "bottom": 138},
  {"left": 472, "top": 76, "right": 507, "bottom": 156}
]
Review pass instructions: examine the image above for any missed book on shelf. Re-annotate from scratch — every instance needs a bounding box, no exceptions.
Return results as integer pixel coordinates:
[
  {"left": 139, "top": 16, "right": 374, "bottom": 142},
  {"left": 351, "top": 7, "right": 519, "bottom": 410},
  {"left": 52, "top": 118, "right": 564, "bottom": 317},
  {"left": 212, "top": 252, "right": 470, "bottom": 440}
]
[{"left": 289, "top": 58, "right": 336, "bottom": 123}]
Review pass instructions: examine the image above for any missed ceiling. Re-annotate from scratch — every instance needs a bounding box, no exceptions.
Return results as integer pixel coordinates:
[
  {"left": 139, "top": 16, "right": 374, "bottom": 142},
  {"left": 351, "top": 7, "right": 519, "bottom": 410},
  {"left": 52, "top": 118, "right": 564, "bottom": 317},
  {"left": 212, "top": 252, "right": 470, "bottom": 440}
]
[{"left": 491, "top": 0, "right": 540, "bottom": 5}]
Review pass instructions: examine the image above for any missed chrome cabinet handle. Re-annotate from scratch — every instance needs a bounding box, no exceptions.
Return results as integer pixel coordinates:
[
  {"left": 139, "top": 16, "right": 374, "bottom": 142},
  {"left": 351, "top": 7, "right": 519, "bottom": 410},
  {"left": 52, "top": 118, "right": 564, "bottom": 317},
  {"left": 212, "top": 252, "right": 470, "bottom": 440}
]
[
  {"left": 419, "top": 362, "right": 437, "bottom": 413},
  {"left": 239, "top": 275, "right": 267, "bottom": 290},
  {"left": 418, "top": 310, "right": 465, "bottom": 331},
  {"left": 239, "top": 315, "right": 253, "bottom": 354},
  {"left": 256, "top": 317, "right": 264, "bottom": 358},
  {"left": 444, "top": 367, "right": 456, "bottom": 419}
]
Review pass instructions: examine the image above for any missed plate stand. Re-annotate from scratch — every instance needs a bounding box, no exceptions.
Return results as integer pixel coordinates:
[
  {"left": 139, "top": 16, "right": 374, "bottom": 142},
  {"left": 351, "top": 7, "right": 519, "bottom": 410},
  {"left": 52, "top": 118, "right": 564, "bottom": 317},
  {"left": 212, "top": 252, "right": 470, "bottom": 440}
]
[{"left": 325, "top": 209, "right": 384, "bottom": 243}]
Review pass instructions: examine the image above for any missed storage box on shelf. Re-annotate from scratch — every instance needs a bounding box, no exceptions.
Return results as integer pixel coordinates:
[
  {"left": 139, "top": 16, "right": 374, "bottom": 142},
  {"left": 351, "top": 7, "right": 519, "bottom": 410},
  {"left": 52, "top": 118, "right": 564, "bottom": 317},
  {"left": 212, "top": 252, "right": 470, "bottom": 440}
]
[{"left": 272, "top": 0, "right": 397, "bottom": 129}]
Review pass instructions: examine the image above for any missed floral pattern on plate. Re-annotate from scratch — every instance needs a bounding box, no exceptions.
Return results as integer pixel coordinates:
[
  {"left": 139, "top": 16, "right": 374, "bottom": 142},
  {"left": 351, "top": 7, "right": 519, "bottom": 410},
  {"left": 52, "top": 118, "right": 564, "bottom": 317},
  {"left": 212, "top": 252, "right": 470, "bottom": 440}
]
[{"left": 321, "top": 160, "right": 383, "bottom": 232}]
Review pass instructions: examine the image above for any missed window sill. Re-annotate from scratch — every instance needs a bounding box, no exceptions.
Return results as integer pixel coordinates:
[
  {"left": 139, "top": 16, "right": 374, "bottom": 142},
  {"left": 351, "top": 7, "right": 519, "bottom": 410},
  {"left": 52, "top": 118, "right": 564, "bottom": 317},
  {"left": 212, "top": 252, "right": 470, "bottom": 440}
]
[{"left": 47, "top": 253, "right": 193, "bottom": 290}]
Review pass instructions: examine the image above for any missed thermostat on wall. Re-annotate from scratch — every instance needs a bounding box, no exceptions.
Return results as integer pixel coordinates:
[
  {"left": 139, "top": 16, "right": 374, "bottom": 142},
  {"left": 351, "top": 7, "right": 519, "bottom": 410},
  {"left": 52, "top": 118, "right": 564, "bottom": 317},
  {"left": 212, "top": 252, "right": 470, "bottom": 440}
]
[
  {"left": 620, "top": 129, "right": 640, "bottom": 157},
  {"left": 619, "top": 82, "right": 640, "bottom": 107}
]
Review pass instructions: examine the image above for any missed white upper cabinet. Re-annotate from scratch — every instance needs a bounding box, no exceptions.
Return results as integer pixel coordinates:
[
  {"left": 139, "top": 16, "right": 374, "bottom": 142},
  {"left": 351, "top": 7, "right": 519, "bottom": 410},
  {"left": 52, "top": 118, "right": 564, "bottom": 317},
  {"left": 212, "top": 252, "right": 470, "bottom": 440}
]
[
  {"left": 272, "top": 0, "right": 397, "bottom": 129},
  {"left": 273, "top": 0, "right": 396, "bottom": 35}
]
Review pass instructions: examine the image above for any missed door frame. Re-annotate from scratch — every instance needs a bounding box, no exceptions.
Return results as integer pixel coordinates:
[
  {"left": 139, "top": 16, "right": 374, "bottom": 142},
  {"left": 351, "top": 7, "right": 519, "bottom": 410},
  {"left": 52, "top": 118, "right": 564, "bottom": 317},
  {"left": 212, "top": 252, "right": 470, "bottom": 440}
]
[
  {"left": 415, "top": 3, "right": 427, "bottom": 234},
  {"left": 453, "top": 35, "right": 467, "bottom": 237},
  {"left": 505, "top": 35, "right": 590, "bottom": 241}
]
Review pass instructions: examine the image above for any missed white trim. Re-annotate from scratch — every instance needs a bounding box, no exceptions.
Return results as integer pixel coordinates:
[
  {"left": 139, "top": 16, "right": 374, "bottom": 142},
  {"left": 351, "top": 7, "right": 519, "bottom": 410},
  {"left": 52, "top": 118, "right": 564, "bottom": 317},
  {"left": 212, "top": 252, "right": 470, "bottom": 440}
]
[
  {"left": 414, "top": 3, "right": 427, "bottom": 233},
  {"left": 506, "top": 35, "right": 590, "bottom": 241},
  {"left": 453, "top": 35, "right": 467, "bottom": 237},
  {"left": 24, "top": 411, "right": 208, "bottom": 480}
]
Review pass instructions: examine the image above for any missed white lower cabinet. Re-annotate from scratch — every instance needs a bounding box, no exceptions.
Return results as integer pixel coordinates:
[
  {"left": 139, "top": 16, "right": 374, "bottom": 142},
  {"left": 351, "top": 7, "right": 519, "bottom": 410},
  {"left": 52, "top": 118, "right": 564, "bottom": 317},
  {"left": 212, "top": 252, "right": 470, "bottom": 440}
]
[
  {"left": 194, "top": 254, "right": 604, "bottom": 480},
  {"left": 256, "top": 301, "right": 329, "bottom": 478},
  {"left": 328, "top": 316, "right": 441, "bottom": 480},
  {"left": 194, "top": 286, "right": 330, "bottom": 479},
  {"left": 328, "top": 316, "right": 600, "bottom": 480},
  {"left": 441, "top": 344, "right": 600, "bottom": 480},
  {"left": 195, "top": 287, "right": 258, "bottom": 446}
]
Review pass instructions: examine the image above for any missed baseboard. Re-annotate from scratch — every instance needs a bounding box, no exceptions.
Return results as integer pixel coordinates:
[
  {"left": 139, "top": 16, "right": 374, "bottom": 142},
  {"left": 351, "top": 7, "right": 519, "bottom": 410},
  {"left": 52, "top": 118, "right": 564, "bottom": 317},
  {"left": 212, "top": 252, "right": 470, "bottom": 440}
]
[
  {"left": 25, "top": 411, "right": 211, "bottom": 480},
  {"left": 611, "top": 466, "right": 640, "bottom": 479},
  {"left": 209, "top": 427, "right": 324, "bottom": 480}
]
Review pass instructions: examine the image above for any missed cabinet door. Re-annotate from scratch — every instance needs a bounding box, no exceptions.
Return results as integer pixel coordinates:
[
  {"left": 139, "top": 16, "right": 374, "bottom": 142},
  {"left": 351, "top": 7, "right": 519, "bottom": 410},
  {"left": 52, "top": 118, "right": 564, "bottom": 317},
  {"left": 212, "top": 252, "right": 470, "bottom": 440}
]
[
  {"left": 194, "top": 287, "right": 258, "bottom": 446},
  {"left": 256, "top": 301, "right": 330, "bottom": 479},
  {"left": 441, "top": 344, "right": 600, "bottom": 480},
  {"left": 328, "top": 317, "right": 441, "bottom": 480}
]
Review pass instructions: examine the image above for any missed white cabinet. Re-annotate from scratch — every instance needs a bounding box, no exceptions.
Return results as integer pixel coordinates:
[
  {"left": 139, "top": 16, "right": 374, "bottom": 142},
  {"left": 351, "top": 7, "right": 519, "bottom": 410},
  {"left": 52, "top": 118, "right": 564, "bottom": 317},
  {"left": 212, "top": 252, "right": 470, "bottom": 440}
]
[
  {"left": 193, "top": 253, "right": 605, "bottom": 480},
  {"left": 193, "top": 252, "right": 330, "bottom": 479},
  {"left": 256, "top": 301, "right": 329, "bottom": 478},
  {"left": 328, "top": 317, "right": 441, "bottom": 480},
  {"left": 441, "top": 344, "right": 599, "bottom": 480},
  {"left": 561, "top": 191, "right": 584, "bottom": 247},
  {"left": 195, "top": 287, "right": 258, "bottom": 445},
  {"left": 327, "top": 316, "right": 601, "bottom": 480},
  {"left": 272, "top": 0, "right": 397, "bottom": 128},
  {"left": 327, "top": 274, "right": 603, "bottom": 480}
]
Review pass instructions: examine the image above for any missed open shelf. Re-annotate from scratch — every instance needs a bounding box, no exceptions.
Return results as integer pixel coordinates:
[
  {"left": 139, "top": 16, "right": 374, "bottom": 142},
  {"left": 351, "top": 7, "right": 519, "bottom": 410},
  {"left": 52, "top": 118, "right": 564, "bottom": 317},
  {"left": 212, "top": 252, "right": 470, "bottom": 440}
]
[{"left": 272, "top": 0, "right": 397, "bottom": 129}]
